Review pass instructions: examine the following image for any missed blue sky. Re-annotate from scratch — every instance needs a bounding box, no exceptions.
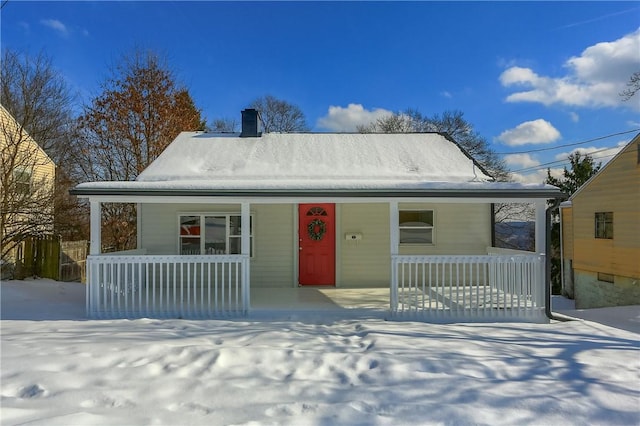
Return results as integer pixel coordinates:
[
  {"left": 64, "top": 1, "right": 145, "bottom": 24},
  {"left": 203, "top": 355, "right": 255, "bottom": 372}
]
[{"left": 2, "top": 1, "right": 639, "bottom": 183}]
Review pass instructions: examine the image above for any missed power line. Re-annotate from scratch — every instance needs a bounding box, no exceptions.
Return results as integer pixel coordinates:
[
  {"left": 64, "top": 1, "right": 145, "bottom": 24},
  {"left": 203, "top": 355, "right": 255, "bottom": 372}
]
[
  {"left": 510, "top": 146, "right": 635, "bottom": 174},
  {"left": 496, "top": 129, "right": 639, "bottom": 155},
  {"left": 511, "top": 148, "right": 618, "bottom": 173}
]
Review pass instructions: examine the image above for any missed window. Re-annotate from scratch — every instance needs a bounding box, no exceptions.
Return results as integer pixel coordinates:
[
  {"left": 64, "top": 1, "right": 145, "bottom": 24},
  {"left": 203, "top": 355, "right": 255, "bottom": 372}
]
[
  {"left": 594, "top": 212, "right": 613, "bottom": 239},
  {"left": 13, "top": 168, "right": 31, "bottom": 194},
  {"left": 399, "top": 210, "right": 434, "bottom": 244},
  {"left": 597, "top": 272, "right": 614, "bottom": 283},
  {"left": 179, "top": 214, "right": 253, "bottom": 256}
]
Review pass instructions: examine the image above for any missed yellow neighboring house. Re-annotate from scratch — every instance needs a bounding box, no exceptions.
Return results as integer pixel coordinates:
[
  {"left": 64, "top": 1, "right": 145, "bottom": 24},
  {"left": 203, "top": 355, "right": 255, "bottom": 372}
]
[
  {"left": 0, "top": 104, "right": 56, "bottom": 263},
  {"left": 560, "top": 134, "right": 640, "bottom": 309}
]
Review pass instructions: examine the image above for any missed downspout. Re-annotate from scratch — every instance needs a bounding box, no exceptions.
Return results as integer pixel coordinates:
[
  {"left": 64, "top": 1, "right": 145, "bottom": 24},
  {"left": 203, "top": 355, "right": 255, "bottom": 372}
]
[
  {"left": 490, "top": 203, "right": 496, "bottom": 248},
  {"left": 545, "top": 198, "right": 572, "bottom": 321},
  {"left": 559, "top": 203, "right": 565, "bottom": 297}
]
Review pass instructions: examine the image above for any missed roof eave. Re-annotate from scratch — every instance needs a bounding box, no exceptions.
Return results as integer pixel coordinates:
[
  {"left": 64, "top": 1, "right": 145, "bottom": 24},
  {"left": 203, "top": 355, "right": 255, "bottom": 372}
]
[{"left": 70, "top": 186, "right": 565, "bottom": 199}]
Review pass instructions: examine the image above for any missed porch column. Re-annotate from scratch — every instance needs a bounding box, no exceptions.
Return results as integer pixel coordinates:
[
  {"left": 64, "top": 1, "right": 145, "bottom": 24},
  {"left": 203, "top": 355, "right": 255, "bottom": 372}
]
[
  {"left": 389, "top": 201, "right": 399, "bottom": 311},
  {"left": 534, "top": 200, "right": 546, "bottom": 254},
  {"left": 88, "top": 200, "right": 101, "bottom": 317},
  {"left": 241, "top": 202, "right": 251, "bottom": 311},
  {"left": 241, "top": 202, "right": 251, "bottom": 256},
  {"left": 90, "top": 200, "right": 101, "bottom": 255}
]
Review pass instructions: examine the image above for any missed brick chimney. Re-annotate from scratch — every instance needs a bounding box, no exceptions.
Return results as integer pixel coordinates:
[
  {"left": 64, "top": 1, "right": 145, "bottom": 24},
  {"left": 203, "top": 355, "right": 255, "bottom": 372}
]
[{"left": 240, "top": 108, "right": 261, "bottom": 137}]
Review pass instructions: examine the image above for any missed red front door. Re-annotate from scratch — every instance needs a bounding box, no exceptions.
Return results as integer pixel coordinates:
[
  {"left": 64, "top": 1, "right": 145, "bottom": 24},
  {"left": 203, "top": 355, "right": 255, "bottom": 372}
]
[{"left": 298, "top": 203, "right": 335, "bottom": 286}]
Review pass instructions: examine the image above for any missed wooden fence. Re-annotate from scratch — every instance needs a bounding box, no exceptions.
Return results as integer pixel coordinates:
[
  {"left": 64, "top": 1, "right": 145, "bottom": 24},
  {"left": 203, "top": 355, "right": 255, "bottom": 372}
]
[
  {"left": 15, "top": 236, "right": 60, "bottom": 280},
  {"left": 60, "top": 240, "right": 89, "bottom": 282},
  {"left": 14, "top": 236, "right": 88, "bottom": 282}
]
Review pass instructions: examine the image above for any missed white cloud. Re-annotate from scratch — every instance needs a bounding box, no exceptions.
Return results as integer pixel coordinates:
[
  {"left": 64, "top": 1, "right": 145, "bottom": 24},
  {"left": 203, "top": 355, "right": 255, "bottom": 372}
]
[
  {"left": 569, "top": 112, "right": 580, "bottom": 123},
  {"left": 441, "top": 91, "right": 452, "bottom": 99},
  {"left": 554, "top": 141, "right": 627, "bottom": 165},
  {"left": 510, "top": 140, "right": 628, "bottom": 185},
  {"left": 40, "top": 19, "right": 68, "bottom": 36},
  {"left": 511, "top": 168, "right": 562, "bottom": 185},
  {"left": 504, "top": 153, "right": 540, "bottom": 169},
  {"left": 497, "top": 119, "right": 561, "bottom": 146},
  {"left": 316, "top": 104, "right": 393, "bottom": 132},
  {"left": 500, "top": 28, "right": 640, "bottom": 110}
]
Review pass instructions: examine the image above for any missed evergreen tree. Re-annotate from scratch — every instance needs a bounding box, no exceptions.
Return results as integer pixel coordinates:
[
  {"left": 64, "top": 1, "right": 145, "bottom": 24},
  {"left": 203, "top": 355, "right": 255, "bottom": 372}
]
[{"left": 545, "top": 152, "right": 601, "bottom": 295}]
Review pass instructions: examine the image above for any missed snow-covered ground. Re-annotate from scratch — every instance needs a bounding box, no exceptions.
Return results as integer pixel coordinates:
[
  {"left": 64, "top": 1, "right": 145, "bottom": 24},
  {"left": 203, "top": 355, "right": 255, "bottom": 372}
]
[{"left": 1, "top": 279, "right": 639, "bottom": 426}]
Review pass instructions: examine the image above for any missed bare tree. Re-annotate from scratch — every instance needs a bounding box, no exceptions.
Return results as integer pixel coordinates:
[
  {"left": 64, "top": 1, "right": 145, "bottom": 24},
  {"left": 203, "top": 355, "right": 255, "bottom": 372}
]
[
  {"left": 1, "top": 49, "right": 83, "bottom": 253},
  {"left": 493, "top": 203, "right": 535, "bottom": 250},
  {"left": 359, "top": 109, "right": 509, "bottom": 181},
  {"left": 1, "top": 50, "right": 75, "bottom": 163},
  {"left": 0, "top": 105, "right": 55, "bottom": 260},
  {"left": 72, "top": 48, "right": 203, "bottom": 251},
  {"left": 620, "top": 71, "right": 640, "bottom": 101},
  {"left": 249, "top": 95, "right": 309, "bottom": 132},
  {"left": 209, "top": 117, "right": 238, "bottom": 133}
]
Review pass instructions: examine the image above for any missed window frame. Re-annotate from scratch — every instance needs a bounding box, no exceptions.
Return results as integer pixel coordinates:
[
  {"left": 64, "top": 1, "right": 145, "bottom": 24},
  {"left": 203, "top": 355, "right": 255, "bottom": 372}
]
[
  {"left": 177, "top": 213, "right": 254, "bottom": 256},
  {"left": 597, "top": 272, "right": 614, "bottom": 283},
  {"left": 13, "top": 167, "right": 32, "bottom": 195},
  {"left": 594, "top": 212, "right": 613, "bottom": 239},
  {"left": 398, "top": 209, "right": 435, "bottom": 245}
]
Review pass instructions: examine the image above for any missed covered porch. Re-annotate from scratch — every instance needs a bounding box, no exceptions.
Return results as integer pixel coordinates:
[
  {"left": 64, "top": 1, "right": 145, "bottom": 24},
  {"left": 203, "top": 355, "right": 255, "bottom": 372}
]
[{"left": 84, "top": 193, "right": 550, "bottom": 323}]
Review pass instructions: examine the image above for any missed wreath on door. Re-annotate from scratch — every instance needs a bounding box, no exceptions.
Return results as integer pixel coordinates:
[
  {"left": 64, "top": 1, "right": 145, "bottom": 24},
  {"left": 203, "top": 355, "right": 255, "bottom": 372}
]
[{"left": 307, "top": 219, "right": 326, "bottom": 241}]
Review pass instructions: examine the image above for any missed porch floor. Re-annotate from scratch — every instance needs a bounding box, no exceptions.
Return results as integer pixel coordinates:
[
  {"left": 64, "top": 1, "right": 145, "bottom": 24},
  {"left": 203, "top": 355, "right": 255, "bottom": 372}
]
[{"left": 249, "top": 287, "right": 390, "bottom": 318}]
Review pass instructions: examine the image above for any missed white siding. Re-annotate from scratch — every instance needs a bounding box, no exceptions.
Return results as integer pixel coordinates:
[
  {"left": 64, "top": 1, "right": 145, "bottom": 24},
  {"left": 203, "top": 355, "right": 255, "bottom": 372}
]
[
  {"left": 251, "top": 204, "right": 294, "bottom": 288},
  {"left": 398, "top": 203, "right": 491, "bottom": 255},
  {"left": 338, "top": 203, "right": 492, "bottom": 288},
  {"left": 139, "top": 203, "right": 294, "bottom": 288},
  {"left": 339, "top": 203, "right": 390, "bottom": 287}
]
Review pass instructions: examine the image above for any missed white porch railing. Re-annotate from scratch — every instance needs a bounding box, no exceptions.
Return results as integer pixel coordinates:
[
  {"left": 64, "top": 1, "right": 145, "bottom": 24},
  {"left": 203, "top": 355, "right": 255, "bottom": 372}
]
[
  {"left": 86, "top": 255, "right": 250, "bottom": 319},
  {"left": 391, "top": 254, "right": 545, "bottom": 321}
]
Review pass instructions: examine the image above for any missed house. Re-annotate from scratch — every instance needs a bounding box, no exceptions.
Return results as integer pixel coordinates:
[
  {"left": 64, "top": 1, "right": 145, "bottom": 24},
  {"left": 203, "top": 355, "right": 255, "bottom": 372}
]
[
  {"left": 0, "top": 104, "right": 56, "bottom": 273},
  {"left": 71, "top": 109, "right": 563, "bottom": 321},
  {"left": 560, "top": 135, "right": 640, "bottom": 309}
]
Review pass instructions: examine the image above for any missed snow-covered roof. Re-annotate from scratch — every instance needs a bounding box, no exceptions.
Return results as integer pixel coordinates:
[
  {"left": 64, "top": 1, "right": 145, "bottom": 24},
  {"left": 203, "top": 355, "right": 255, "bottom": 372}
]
[
  {"left": 136, "top": 132, "right": 491, "bottom": 184},
  {"left": 73, "top": 132, "right": 562, "bottom": 198}
]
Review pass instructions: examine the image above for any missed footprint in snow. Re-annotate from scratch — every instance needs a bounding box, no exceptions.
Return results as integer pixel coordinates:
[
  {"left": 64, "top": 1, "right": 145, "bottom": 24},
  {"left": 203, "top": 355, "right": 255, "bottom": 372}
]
[{"left": 19, "top": 384, "right": 46, "bottom": 398}]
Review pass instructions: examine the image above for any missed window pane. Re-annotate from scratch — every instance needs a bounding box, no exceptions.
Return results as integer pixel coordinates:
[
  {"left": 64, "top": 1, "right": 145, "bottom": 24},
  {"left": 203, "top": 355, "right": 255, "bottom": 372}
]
[
  {"left": 229, "top": 237, "right": 241, "bottom": 254},
  {"left": 204, "top": 216, "right": 226, "bottom": 253},
  {"left": 230, "top": 236, "right": 254, "bottom": 256},
  {"left": 180, "top": 216, "right": 200, "bottom": 236},
  {"left": 399, "top": 210, "right": 433, "bottom": 226},
  {"left": 597, "top": 272, "right": 614, "bottom": 283},
  {"left": 605, "top": 222, "right": 614, "bottom": 239},
  {"left": 13, "top": 169, "right": 32, "bottom": 195},
  {"left": 181, "top": 237, "right": 201, "bottom": 255},
  {"left": 595, "top": 212, "right": 613, "bottom": 239},
  {"left": 400, "top": 228, "right": 432, "bottom": 244},
  {"left": 230, "top": 216, "right": 252, "bottom": 236},
  {"left": 230, "top": 216, "right": 241, "bottom": 236}
]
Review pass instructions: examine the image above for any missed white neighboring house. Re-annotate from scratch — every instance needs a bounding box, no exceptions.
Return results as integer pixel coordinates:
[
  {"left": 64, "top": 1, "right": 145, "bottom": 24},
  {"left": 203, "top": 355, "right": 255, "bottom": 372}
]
[{"left": 71, "top": 109, "right": 563, "bottom": 322}]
